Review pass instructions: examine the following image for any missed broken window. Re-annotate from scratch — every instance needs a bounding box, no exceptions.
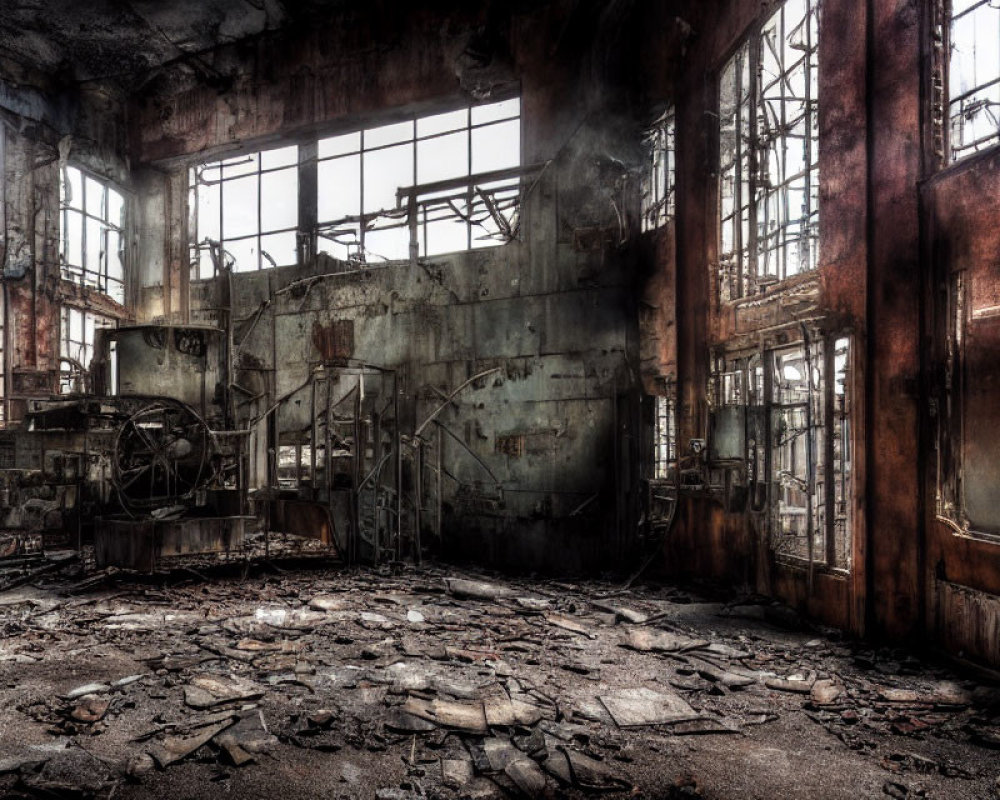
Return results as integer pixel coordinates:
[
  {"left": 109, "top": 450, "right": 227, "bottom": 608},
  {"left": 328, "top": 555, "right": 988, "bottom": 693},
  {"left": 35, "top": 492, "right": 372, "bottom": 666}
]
[
  {"left": 770, "top": 344, "right": 822, "bottom": 561},
  {"left": 948, "top": 0, "right": 1000, "bottom": 161},
  {"left": 190, "top": 99, "right": 522, "bottom": 275},
  {"left": 317, "top": 98, "right": 521, "bottom": 261},
  {"left": 189, "top": 145, "right": 300, "bottom": 278},
  {"left": 770, "top": 336, "right": 851, "bottom": 569},
  {"left": 653, "top": 394, "right": 677, "bottom": 479},
  {"left": 59, "top": 307, "right": 116, "bottom": 394},
  {"left": 719, "top": 0, "right": 820, "bottom": 301},
  {"left": 277, "top": 443, "right": 326, "bottom": 488},
  {"left": 709, "top": 334, "right": 852, "bottom": 570},
  {"left": 60, "top": 166, "right": 126, "bottom": 304},
  {"left": 939, "top": 267, "right": 1000, "bottom": 537},
  {"left": 640, "top": 108, "right": 676, "bottom": 232}
]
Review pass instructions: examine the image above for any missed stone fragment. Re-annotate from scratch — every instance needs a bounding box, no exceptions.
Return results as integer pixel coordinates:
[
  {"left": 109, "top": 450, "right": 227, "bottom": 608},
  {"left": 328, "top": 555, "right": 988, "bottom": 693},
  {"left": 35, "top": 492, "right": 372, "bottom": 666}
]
[
  {"left": 443, "top": 578, "right": 516, "bottom": 601},
  {"left": 504, "top": 758, "right": 547, "bottom": 796},
  {"left": 125, "top": 753, "right": 155, "bottom": 779},
  {"left": 810, "top": 680, "right": 843, "bottom": 705},
  {"left": 70, "top": 695, "right": 110, "bottom": 723}
]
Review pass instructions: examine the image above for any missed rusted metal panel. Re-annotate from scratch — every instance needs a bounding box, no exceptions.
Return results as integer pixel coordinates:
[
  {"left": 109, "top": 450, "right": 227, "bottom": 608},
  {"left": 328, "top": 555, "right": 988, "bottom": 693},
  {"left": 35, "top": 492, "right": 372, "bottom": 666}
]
[
  {"left": 268, "top": 499, "right": 337, "bottom": 548},
  {"left": 94, "top": 516, "right": 245, "bottom": 572},
  {"left": 311, "top": 320, "right": 354, "bottom": 362}
]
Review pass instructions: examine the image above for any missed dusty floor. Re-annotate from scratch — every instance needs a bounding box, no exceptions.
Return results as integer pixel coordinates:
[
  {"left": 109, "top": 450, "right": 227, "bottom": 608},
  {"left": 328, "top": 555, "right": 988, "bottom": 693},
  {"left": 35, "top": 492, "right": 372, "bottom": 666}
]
[{"left": 1, "top": 557, "right": 999, "bottom": 800}]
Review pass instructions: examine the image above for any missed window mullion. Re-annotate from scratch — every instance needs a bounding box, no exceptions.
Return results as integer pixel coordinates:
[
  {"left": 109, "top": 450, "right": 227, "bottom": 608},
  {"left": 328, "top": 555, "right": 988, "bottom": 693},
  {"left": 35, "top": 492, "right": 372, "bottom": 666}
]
[{"left": 748, "top": 36, "right": 760, "bottom": 296}]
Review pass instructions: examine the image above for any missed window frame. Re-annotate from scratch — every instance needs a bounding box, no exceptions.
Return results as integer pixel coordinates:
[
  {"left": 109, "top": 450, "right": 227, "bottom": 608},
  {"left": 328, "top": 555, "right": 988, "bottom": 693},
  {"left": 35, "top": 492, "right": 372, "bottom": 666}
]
[
  {"left": 640, "top": 107, "right": 677, "bottom": 232},
  {"left": 943, "top": 0, "right": 1000, "bottom": 164},
  {"left": 653, "top": 393, "right": 677, "bottom": 480},
  {"left": 189, "top": 146, "right": 301, "bottom": 279},
  {"left": 717, "top": 0, "right": 821, "bottom": 302},
  {"left": 59, "top": 164, "right": 128, "bottom": 304},
  {"left": 709, "top": 332, "right": 853, "bottom": 572},
  {"left": 189, "top": 95, "right": 524, "bottom": 277},
  {"left": 59, "top": 306, "right": 117, "bottom": 394}
]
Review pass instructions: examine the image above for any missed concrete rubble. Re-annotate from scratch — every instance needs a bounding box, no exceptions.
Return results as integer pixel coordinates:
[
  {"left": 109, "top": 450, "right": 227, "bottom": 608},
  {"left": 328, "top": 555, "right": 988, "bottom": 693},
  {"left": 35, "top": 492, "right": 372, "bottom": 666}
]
[{"left": 0, "top": 562, "right": 999, "bottom": 799}]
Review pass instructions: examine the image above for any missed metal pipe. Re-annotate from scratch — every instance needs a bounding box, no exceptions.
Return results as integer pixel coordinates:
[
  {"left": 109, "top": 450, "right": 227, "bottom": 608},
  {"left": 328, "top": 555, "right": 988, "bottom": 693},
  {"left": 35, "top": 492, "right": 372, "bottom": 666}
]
[{"left": 414, "top": 367, "right": 503, "bottom": 438}]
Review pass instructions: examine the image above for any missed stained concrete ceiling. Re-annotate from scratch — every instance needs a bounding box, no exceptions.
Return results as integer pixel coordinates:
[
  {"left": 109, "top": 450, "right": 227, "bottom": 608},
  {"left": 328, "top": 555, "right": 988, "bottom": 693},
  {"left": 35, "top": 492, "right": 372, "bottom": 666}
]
[{"left": 0, "top": 0, "right": 347, "bottom": 83}]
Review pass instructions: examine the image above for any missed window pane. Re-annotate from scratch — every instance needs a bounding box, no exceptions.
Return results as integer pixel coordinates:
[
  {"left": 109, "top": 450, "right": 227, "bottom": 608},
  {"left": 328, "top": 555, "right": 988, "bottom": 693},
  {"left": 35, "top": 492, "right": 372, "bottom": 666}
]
[
  {"left": 260, "top": 145, "right": 298, "bottom": 170},
  {"left": 108, "top": 230, "right": 125, "bottom": 284},
  {"left": 417, "top": 131, "right": 468, "bottom": 184},
  {"left": 472, "top": 98, "right": 520, "bottom": 125},
  {"left": 85, "top": 176, "right": 105, "bottom": 217},
  {"left": 222, "top": 152, "right": 259, "bottom": 178},
  {"left": 471, "top": 119, "right": 520, "bottom": 174},
  {"left": 222, "top": 174, "right": 259, "bottom": 239},
  {"left": 949, "top": 0, "right": 1000, "bottom": 160},
  {"left": 363, "top": 142, "right": 413, "bottom": 213},
  {"left": 64, "top": 167, "right": 83, "bottom": 210},
  {"left": 425, "top": 217, "right": 468, "bottom": 257},
  {"left": 318, "top": 154, "right": 361, "bottom": 222},
  {"left": 319, "top": 132, "right": 361, "bottom": 158},
  {"left": 364, "top": 226, "right": 410, "bottom": 261},
  {"left": 260, "top": 167, "right": 298, "bottom": 232},
  {"left": 365, "top": 120, "right": 413, "bottom": 149},
  {"left": 195, "top": 180, "right": 221, "bottom": 242},
  {"left": 107, "top": 187, "right": 125, "bottom": 229},
  {"left": 65, "top": 209, "right": 84, "bottom": 268},
  {"left": 417, "top": 109, "right": 467, "bottom": 137},
  {"left": 259, "top": 231, "right": 297, "bottom": 268},
  {"left": 85, "top": 217, "right": 105, "bottom": 279},
  {"left": 226, "top": 237, "right": 258, "bottom": 272}
]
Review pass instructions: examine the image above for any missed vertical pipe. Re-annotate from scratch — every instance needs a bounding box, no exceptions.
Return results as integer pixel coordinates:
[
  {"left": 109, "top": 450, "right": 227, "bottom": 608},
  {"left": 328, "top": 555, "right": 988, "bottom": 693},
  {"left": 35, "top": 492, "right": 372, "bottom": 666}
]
[
  {"left": 414, "top": 440, "right": 422, "bottom": 566},
  {"left": 352, "top": 382, "right": 361, "bottom": 566},
  {"left": 325, "top": 373, "right": 333, "bottom": 503},
  {"left": 394, "top": 373, "right": 402, "bottom": 562},
  {"left": 613, "top": 375, "right": 620, "bottom": 555},
  {"left": 824, "top": 335, "right": 837, "bottom": 566},
  {"left": 436, "top": 422, "right": 443, "bottom": 542},
  {"left": 310, "top": 373, "right": 318, "bottom": 498},
  {"left": 408, "top": 195, "right": 418, "bottom": 265}
]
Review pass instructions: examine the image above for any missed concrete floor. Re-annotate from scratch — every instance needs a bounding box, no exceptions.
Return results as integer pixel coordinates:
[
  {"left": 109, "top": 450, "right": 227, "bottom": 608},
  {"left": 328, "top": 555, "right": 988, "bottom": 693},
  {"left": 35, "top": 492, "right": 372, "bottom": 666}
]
[{"left": 1, "top": 560, "right": 999, "bottom": 799}]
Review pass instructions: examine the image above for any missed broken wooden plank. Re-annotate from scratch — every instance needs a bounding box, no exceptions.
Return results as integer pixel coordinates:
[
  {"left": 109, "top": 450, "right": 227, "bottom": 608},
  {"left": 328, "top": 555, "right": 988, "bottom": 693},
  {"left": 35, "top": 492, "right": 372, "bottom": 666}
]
[
  {"left": 184, "top": 674, "right": 264, "bottom": 709},
  {"left": 402, "top": 696, "right": 489, "bottom": 734},
  {"left": 623, "top": 626, "right": 707, "bottom": 653},
  {"left": 544, "top": 613, "right": 594, "bottom": 638}
]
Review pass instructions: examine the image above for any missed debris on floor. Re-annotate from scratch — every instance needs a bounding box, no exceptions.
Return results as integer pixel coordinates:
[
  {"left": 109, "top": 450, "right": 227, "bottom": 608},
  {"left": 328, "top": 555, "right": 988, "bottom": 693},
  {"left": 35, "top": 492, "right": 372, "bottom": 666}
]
[{"left": 0, "top": 561, "right": 999, "bottom": 799}]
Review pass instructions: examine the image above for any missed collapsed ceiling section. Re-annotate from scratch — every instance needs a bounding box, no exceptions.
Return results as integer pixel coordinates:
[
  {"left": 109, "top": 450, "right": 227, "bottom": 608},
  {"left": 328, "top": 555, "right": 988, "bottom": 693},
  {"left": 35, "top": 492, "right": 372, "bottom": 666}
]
[{"left": 0, "top": 0, "right": 353, "bottom": 85}]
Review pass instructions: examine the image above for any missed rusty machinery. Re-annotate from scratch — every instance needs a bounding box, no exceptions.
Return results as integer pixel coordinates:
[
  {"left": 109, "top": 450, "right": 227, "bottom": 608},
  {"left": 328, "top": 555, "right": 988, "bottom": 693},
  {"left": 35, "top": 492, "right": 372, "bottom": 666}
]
[
  {"left": 0, "top": 324, "right": 248, "bottom": 570},
  {"left": 0, "top": 316, "right": 408, "bottom": 569}
]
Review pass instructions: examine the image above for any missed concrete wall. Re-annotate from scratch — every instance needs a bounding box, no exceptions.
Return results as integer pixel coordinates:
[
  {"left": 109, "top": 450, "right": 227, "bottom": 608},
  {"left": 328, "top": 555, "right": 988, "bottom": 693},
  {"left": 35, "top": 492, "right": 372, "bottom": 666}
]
[{"left": 130, "top": 1, "right": 647, "bottom": 573}]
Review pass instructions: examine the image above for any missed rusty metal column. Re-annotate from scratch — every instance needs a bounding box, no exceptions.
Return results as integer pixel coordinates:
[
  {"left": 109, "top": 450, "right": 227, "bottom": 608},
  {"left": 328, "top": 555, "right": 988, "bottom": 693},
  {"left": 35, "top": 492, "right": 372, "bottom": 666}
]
[
  {"left": 414, "top": 439, "right": 422, "bottom": 566},
  {"left": 394, "top": 373, "right": 402, "bottom": 562},
  {"left": 436, "top": 423, "right": 443, "bottom": 542}
]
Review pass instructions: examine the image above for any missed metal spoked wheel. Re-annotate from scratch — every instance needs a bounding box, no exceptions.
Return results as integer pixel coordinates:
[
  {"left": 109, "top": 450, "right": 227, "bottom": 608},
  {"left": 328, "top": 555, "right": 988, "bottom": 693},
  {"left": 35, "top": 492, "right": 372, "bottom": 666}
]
[{"left": 112, "top": 400, "right": 215, "bottom": 511}]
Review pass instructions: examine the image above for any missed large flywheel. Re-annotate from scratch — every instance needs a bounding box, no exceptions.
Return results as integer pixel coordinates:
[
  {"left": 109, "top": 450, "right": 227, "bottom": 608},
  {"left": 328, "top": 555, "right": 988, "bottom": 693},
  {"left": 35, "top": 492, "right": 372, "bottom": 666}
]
[{"left": 112, "top": 400, "right": 216, "bottom": 510}]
